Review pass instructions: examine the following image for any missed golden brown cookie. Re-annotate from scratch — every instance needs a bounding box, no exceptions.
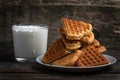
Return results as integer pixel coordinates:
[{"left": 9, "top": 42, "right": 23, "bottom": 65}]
[
  {"left": 62, "top": 18, "right": 92, "bottom": 40},
  {"left": 77, "top": 46, "right": 109, "bottom": 67},
  {"left": 52, "top": 50, "right": 83, "bottom": 66},
  {"left": 42, "top": 39, "right": 70, "bottom": 64},
  {"left": 58, "top": 28, "right": 81, "bottom": 50}
]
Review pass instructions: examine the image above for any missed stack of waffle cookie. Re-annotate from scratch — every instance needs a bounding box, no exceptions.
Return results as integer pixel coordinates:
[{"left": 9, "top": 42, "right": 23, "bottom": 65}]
[{"left": 42, "top": 18, "right": 109, "bottom": 67}]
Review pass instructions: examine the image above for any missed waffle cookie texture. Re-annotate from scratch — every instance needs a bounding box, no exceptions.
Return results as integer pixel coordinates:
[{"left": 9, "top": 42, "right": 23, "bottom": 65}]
[
  {"left": 62, "top": 18, "right": 92, "bottom": 40},
  {"left": 58, "top": 28, "right": 81, "bottom": 50},
  {"left": 42, "top": 39, "right": 70, "bottom": 64},
  {"left": 81, "top": 32, "right": 94, "bottom": 44},
  {"left": 42, "top": 18, "right": 109, "bottom": 67},
  {"left": 52, "top": 50, "right": 83, "bottom": 66},
  {"left": 77, "top": 46, "right": 109, "bottom": 67}
]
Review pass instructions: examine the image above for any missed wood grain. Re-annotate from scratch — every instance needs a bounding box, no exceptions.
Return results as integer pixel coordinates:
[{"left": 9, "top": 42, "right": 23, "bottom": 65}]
[{"left": 0, "top": 1, "right": 120, "bottom": 79}]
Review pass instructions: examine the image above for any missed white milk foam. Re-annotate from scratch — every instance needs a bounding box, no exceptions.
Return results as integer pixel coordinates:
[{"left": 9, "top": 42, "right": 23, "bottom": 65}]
[{"left": 13, "top": 25, "right": 47, "bottom": 32}]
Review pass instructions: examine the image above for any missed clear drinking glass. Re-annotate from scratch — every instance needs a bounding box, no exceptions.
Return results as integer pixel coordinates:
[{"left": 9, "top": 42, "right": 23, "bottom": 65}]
[{"left": 12, "top": 24, "right": 48, "bottom": 62}]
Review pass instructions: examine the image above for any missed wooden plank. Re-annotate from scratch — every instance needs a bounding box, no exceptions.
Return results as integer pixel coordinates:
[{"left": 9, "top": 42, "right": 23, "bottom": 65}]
[
  {"left": 0, "top": 73, "right": 120, "bottom": 80},
  {"left": 0, "top": 50, "right": 119, "bottom": 79},
  {"left": 0, "top": 60, "right": 119, "bottom": 73},
  {"left": 0, "top": 5, "right": 120, "bottom": 49}
]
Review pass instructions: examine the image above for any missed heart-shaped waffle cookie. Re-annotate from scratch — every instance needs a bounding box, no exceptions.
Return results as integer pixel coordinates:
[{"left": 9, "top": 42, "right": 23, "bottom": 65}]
[
  {"left": 62, "top": 18, "right": 92, "bottom": 40},
  {"left": 77, "top": 46, "right": 109, "bottom": 67},
  {"left": 43, "top": 39, "right": 70, "bottom": 64}
]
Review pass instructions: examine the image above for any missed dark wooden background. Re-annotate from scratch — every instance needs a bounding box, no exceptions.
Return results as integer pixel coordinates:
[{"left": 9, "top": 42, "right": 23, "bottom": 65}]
[
  {"left": 0, "top": 0, "right": 120, "bottom": 60},
  {"left": 0, "top": 0, "right": 120, "bottom": 80}
]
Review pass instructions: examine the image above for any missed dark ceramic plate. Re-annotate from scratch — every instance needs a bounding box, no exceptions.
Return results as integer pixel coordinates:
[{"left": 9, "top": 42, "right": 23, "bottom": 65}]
[{"left": 36, "top": 54, "right": 117, "bottom": 72}]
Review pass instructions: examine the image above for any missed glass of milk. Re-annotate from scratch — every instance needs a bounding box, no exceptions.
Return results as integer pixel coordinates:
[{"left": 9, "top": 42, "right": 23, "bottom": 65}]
[{"left": 12, "top": 24, "right": 48, "bottom": 62}]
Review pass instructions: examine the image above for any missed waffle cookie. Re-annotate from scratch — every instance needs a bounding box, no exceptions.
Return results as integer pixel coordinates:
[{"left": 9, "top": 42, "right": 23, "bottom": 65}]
[
  {"left": 62, "top": 18, "right": 92, "bottom": 40},
  {"left": 81, "top": 32, "right": 94, "bottom": 44},
  {"left": 79, "top": 21, "right": 93, "bottom": 35},
  {"left": 90, "top": 39, "right": 100, "bottom": 47},
  {"left": 58, "top": 28, "right": 81, "bottom": 50},
  {"left": 77, "top": 46, "right": 109, "bottom": 67},
  {"left": 42, "top": 39, "right": 70, "bottom": 64},
  {"left": 96, "top": 46, "right": 106, "bottom": 53},
  {"left": 82, "top": 39, "right": 100, "bottom": 48},
  {"left": 52, "top": 50, "right": 83, "bottom": 66}
]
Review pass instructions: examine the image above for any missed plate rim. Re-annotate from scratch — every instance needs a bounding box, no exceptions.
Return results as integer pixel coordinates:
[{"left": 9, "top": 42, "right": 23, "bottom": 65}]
[{"left": 36, "top": 54, "right": 117, "bottom": 69}]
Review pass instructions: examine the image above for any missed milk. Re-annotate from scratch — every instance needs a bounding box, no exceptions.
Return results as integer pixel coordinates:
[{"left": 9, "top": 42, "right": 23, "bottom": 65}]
[{"left": 12, "top": 25, "right": 48, "bottom": 62}]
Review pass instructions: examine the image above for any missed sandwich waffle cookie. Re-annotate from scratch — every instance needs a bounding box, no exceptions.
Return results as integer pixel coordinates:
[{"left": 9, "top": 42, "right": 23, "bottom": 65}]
[
  {"left": 82, "top": 40, "right": 106, "bottom": 53},
  {"left": 62, "top": 18, "right": 92, "bottom": 40},
  {"left": 52, "top": 50, "right": 83, "bottom": 66},
  {"left": 89, "top": 40, "right": 106, "bottom": 53},
  {"left": 77, "top": 46, "right": 109, "bottom": 67},
  {"left": 90, "top": 39, "right": 100, "bottom": 47},
  {"left": 96, "top": 46, "right": 106, "bottom": 53},
  {"left": 58, "top": 28, "right": 81, "bottom": 50},
  {"left": 42, "top": 39, "right": 70, "bottom": 64},
  {"left": 79, "top": 21, "right": 93, "bottom": 35},
  {"left": 82, "top": 39, "right": 100, "bottom": 48},
  {"left": 62, "top": 18, "right": 84, "bottom": 40},
  {"left": 81, "top": 32, "right": 94, "bottom": 44}
]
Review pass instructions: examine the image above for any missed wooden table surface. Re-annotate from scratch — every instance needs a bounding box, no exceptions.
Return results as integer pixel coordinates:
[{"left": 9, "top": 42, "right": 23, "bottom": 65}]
[{"left": 0, "top": 49, "right": 120, "bottom": 80}]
